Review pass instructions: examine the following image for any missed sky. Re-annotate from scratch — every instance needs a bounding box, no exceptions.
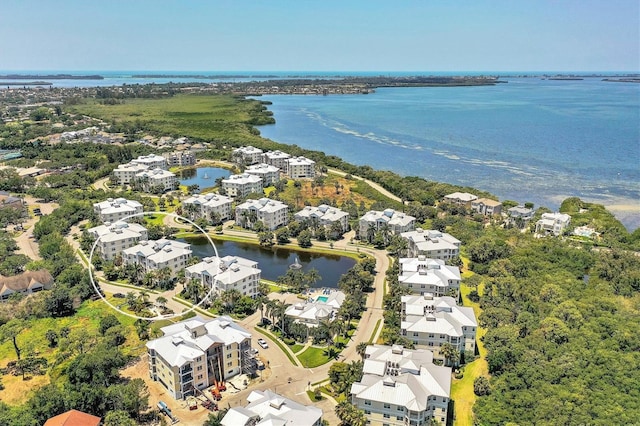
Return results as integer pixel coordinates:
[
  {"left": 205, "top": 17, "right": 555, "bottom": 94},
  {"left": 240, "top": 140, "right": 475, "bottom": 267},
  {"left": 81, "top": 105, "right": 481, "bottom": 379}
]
[{"left": 1, "top": 0, "right": 638, "bottom": 72}]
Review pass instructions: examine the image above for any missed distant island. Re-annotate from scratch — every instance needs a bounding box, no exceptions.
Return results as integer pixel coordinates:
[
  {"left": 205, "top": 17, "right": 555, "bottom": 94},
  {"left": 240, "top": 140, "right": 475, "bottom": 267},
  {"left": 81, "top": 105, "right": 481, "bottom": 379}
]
[
  {"left": 1, "top": 81, "right": 52, "bottom": 86},
  {"left": 0, "top": 74, "right": 104, "bottom": 80}
]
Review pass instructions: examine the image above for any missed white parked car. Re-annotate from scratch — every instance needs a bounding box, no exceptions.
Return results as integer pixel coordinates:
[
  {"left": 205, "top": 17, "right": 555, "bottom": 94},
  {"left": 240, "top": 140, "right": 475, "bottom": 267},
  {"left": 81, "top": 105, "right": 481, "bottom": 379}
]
[{"left": 257, "top": 338, "right": 269, "bottom": 349}]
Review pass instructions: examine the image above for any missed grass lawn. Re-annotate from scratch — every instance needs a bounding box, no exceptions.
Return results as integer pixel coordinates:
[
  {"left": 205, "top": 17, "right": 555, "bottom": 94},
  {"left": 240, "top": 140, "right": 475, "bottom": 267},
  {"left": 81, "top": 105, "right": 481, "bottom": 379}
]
[
  {"left": 290, "top": 344, "right": 305, "bottom": 354},
  {"left": 297, "top": 346, "right": 332, "bottom": 368},
  {"left": 450, "top": 275, "right": 488, "bottom": 426}
]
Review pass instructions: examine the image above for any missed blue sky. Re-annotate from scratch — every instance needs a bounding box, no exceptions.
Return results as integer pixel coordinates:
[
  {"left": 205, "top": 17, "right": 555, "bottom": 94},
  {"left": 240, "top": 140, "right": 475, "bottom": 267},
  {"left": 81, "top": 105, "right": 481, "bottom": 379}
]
[{"left": 1, "top": 0, "right": 638, "bottom": 72}]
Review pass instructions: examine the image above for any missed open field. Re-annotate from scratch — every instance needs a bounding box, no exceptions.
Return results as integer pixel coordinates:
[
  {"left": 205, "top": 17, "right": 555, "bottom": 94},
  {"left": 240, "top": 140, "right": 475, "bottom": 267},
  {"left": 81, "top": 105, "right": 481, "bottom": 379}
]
[{"left": 66, "top": 94, "right": 271, "bottom": 143}]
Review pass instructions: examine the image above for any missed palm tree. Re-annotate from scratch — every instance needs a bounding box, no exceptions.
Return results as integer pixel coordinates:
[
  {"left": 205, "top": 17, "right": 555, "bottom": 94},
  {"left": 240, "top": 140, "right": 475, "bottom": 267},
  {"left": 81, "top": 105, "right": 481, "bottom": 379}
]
[
  {"left": 156, "top": 296, "right": 168, "bottom": 312},
  {"left": 440, "top": 342, "right": 460, "bottom": 367},
  {"left": 356, "top": 342, "right": 368, "bottom": 359}
]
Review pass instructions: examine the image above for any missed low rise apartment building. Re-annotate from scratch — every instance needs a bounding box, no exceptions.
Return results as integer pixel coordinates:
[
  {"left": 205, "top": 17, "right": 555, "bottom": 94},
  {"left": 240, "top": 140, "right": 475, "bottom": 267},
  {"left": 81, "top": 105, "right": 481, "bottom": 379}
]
[
  {"left": 147, "top": 316, "right": 254, "bottom": 400},
  {"left": 399, "top": 256, "right": 461, "bottom": 297},
  {"left": 535, "top": 212, "right": 571, "bottom": 236},
  {"left": 400, "top": 229, "right": 461, "bottom": 260},
  {"left": 294, "top": 204, "right": 350, "bottom": 236},
  {"left": 163, "top": 150, "right": 196, "bottom": 167},
  {"left": 185, "top": 256, "right": 261, "bottom": 298},
  {"left": 222, "top": 390, "right": 324, "bottom": 426},
  {"left": 221, "top": 173, "right": 263, "bottom": 198},
  {"left": 131, "top": 154, "right": 168, "bottom": 170},
  {"left": 359, "top": 209, "right": 416, "bottom": 242},
  {"left": 245, "top": 163, "right": 280, "bottom": 186},
  {"left": 182, "top": 193, "right": 233, "bottom": 224},
  {"left": 235, "top": 198, "right": 289, "bottom": 230},
  {"left": 134, "top": 168, "right": 178, "bottom": 193},
  {"left": 123, "top": 238, "right": 192, "bottom": 277},
  {"left": 233, "top": 146, "right": 264, "bottom": 165},
  {"left": 285, "top": 156, "right": 316, "bottom": 178},
  {"left": 471, "top": 198, "right": 502, "bottom": 216},
  {"left": 112, "top": 162, "right": 149, "bottom": 185},
  {"left": 261, "top": 150, "right": 291, "bottom": 170},
  {"left": 401, "top": 294, "right": 477, "bottom": 359},
  {"left": 93, "top": 198, "right": 143, "bottom": 223},
  {"left": 88, "top": 221, "right": 148, "bottom": 261},
  {"left": 350, "top": 345, "right": 451, "bottom": 426}
]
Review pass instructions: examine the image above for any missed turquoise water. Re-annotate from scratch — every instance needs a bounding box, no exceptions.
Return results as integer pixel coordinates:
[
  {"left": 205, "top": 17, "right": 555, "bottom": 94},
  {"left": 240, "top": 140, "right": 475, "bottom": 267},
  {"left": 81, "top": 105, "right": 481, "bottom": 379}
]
[
  {"left": 256, "top": 78, "right": 640, "bottom": 229},
  {"left": 316, "top": 296, "right": 329, "bottom": 303}
]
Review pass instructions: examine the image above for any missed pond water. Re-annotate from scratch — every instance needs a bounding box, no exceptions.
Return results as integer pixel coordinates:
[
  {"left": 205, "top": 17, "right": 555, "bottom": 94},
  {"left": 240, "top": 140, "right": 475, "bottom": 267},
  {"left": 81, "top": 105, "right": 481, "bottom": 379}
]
[
  {"left": 177, "top": 167, "right": 230, "bottom": 191},
  {"left": 179, "top": 236, "right": 357, "bottom": 288}
]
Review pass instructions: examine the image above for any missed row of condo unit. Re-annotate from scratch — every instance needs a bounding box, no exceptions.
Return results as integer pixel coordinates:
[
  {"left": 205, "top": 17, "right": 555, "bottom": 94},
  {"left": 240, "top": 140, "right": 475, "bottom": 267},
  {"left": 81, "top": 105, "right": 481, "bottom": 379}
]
[
  {"left": 233, "top": 146, "right": 316, "bottom": 179},
  {"left": 444, "top": 191, "right": 572, "bottom": 235},
  {"left": 111, "top": 152, "right": 196, "bottom": 192},
  {"left": 145, "top": 310, "right": 467, "bottom": 426}
]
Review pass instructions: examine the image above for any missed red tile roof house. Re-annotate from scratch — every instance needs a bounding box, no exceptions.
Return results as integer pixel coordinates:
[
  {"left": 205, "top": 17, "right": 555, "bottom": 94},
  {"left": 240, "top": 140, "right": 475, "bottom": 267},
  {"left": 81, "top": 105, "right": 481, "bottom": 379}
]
[
  {"left": 0, "top": 270, "right": 54, "bottom": 302},
  {"left": 44, "top": 409, "right": 101, "bottom": 426}
]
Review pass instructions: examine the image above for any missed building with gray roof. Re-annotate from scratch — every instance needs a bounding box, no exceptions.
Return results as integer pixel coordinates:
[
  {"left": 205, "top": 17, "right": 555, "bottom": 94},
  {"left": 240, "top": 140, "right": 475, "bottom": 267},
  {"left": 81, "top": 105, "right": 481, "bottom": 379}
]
[
  {"left": 222, "top": 389, "right": 323, "bottom": 426},
  {"left": 398, "top": 256, "right": 460, "bottom": 297},
  {"left": 400, "top": 229, "right": 460, "bottom": 260}
]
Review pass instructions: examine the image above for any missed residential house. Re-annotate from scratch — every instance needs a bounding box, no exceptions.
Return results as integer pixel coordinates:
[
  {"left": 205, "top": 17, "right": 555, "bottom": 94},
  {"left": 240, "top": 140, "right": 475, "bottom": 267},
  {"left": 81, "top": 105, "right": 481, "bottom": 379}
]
[
  {"left": 131, "top": 154, "right": 168, "bottom": 170},
  {"left": 350, "top": 345, "right": 451, "bottom": 426},
  {"left": 507, "top": 205, "right": 534, "bottom": 221},
  {"left": 182, "top": 193, "right": 233, "bottom": 224},
  {"left": 285, "top": 156, "right": 316, "bottom": 178},
  {"left": 93, "top": 197, "right": 143, "bottom": 223},
  {"left": 285, "top": 290, "right": 346, "bottom": 326},
  {"left": 123, "top": 239, "right": 192, "bottom": 277},
  {"left": 221, "top": 173, "right": 263, "bottom": 198},
  {"left": 535, "top": 212, "right": 571, "bottom": 236},
  {"left": 235, "top": 198, "right": 289, "bottom": 230},
  {"left": 0, "top": 191, "right": 23, "bottom": 210},
  {"left": 294, "top": 204, "right": 350, "bottom": 237},
  {"left": 471, "top": 198, "right": 502, "bottom": 216},
  {"left": 359, "top": 209, "right": 416, "bottom": 242},
  {"left": 245, "top": 163, "right": 280, "bottom": 186},
  {"left": 261, "top": 150, "right": 291, "bottom": 170},
  {"left": 443, "top": 192, "right": 477, "bottom": 207},
  {"left": 88, "top": 221, "right": 148, "bottom": 261},
  {"left": 164, "top": 150, "right": 196, "bottom": 167},
  {"left": 134, "top": 168, "right": 178, "bottom": 193},
  {"left": 221, "top": 389, "right": 323, "bottom": 426},
  {"left": 400, "top": 229, "right": 461, "bottom": 260},
  {"left": 0, "top": 270, "right": 54, "bottom": 302},
  {"left": 147, "top": 316, "right": 255, "bottom": 400},
  {"left": 401, "top": 293, "right": 477, "bottom": 360},
  {"left": 44, "top": 409, "right": 101, "bottom": 426},
  {"left": 398, "top": 256, "right": 461, "bottom": 297},
  {"left": 233, "top": 146, "right": 264, "bottom": 165},
  {"left": 186, "top": 256, "right": 261, "bottom": 298}
]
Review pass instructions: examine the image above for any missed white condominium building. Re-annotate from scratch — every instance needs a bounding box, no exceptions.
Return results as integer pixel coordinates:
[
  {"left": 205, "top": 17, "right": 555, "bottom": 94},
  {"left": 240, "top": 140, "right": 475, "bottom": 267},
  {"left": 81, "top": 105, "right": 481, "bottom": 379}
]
[
  {"left": 93, "top": 198, "right": 143, "bottom": 223},
  {"left": 146, "top": 316, "right": 254, "bottom": 400},
  {"left": 235, "top": 198, "right": 289, "bottom": 230},
  {"left": 399, "top": 256, "right": 461, "bottom": 297},
  {"left": 131, "top": 154, "right": 168, "bottom": 170},
  {"left": 222, "top": 390, "right": 324, "bottom": 426},
  {"left": 113, "top": 162, "right": 149, "bottom": 185},
  {"left": 88, "top": 221, "right": 148, "bottom": 261},
  {"left": 401, "top": 293, "right": 477, "bottom": 359},
  {"left": 233, "top": 146, "right": 264, "bottom": 165},
  {"left": 185, "top": 256, "right": 261, "bottom": 298},
  {"left": 261, "top": 150, "right": 291, "bottom": 170},
  {"left": 221, "top": 173, "right": 263, "bottom": 198},
  {"left": 182, "top": 193, "right": 233, "bottom": 223},
  {"left": 535, "top": 212, "right": 571, "bottom": 236},
  {"left": 359, "top": 209, "right": 416, "bottom": 241},
  {"left": 400, "top": 229, "right": 461, "bottom": 260},
  {"left": 134, "top": 168, "right": 178, "bottom": 193},
  {"left": 285, "top": 156, "right": 316, "bottom": 178},
  {"left": 351, "top": 345, "right": 451, "bottom": 426},
  {"left": 294, "top": 204, "right": 350, "bottom": 235},
  {"left": 163, "top": 150, "right": 196, "bottom": 167},
  {"left": 123, "top": 238, "right": 192, "bottom": 277},
  {"left": 245, "top": 163, "right": 280, "bottom": 186}
]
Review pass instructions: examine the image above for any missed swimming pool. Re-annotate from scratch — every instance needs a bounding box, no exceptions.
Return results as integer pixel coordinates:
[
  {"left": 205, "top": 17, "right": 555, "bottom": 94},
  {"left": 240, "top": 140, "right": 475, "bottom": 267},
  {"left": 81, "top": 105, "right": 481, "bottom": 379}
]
[{"left": 316, "top": 296, "right": 328, "bottom": 303}]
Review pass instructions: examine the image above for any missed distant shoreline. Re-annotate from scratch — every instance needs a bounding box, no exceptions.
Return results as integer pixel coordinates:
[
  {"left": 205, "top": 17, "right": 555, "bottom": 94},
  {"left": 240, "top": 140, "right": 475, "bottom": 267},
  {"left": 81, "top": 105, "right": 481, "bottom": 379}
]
[{"left": 0, "top": 74, "right": 104, "bottom": 80}]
